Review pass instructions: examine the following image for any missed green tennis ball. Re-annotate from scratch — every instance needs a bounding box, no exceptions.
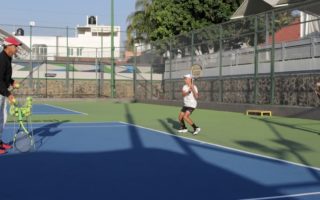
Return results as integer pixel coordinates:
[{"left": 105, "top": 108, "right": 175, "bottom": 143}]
[{"left": 15, "top": 83, "right": 20, "bottom": 89}]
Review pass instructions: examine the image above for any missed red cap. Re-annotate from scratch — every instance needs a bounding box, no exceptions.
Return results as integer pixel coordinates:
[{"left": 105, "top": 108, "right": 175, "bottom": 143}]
[{"left": 3, "top": 37, "right": 22, "bottom": 46}]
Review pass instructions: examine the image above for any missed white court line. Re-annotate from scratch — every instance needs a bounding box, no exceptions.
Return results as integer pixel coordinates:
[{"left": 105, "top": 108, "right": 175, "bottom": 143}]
[
  {"left": 14, "top": 121, "right": 120, "bottom": 124},
  {"left": 118, "top": 121, "right": 320, "bottom": 172},
  {"left": 28, "top": 125, "right": 127, "bottom": 129},
  {"left": 239, "top": 191, "right": 320, "bottom": 200},
  {"left": 7, "top": 121, "right": 121, "bottom": 125},
  {"left": 6, "top": 122, "right": 127, "bottom": 129},
  {"left": 39, "top": 104, "right": 88, "bottom": 115}
]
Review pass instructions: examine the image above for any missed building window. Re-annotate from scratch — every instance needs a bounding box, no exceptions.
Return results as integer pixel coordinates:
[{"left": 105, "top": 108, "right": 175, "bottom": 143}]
[
  {"left": 77, "top": 48, "right": 83, "bottom": 56},
  {"left": 68, "top": 48, "right": 74, "bottom": 56},
  {"left": 32, "top": 44, "right": 47, "bottom": 60}
]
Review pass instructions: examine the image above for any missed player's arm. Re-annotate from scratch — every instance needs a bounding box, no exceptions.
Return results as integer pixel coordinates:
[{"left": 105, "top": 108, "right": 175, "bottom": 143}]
[
  {"left": 182, "top": 85, "right": 190, "bottom": 97},
  {"left": 190, "top": 85, "right": 199, "bottom": 99},
  {"left": 186, "top": 81, "right": 198, "bottom": 99}
]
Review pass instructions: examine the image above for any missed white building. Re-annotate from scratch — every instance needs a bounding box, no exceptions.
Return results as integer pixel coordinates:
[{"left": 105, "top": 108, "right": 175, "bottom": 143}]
[{"left": 15, "top": 16, "right": 121, "bottom": 60}]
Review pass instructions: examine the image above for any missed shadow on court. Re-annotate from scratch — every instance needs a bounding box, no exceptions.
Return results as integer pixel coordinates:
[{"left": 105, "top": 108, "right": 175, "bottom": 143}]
[
  {"left": 0, "top": 106, "right": 319, "bottom": 199},
  {"left": 236, "top": 117, "right": 320, "bottom": 181},
  {"left": 253, "top": 117, "right": 320, "bottom": 136},
  {"left": 0, "top": 147, "right": 283, "bottom": 200},
  {"left": 33, "top": 120, "right": 70, "bottom": 149},
  {"left": 166, "top": 118, "right": 180, "bottom": 131}
]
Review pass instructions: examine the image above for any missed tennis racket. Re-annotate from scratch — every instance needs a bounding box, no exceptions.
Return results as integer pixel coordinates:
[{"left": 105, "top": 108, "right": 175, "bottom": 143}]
[
  {"left": 10, "top": 98, "right": 34, "bottom": 152},
  {"left": 190, "top": 64, "right": 203, "bottom": 82}
]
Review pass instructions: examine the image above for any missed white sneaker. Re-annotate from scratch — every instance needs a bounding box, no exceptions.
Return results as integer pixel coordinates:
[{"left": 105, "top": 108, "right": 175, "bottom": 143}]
[
  {"left": 178, "top": 128, "right": 188, "bottom": 133},
  {"left": 193, "top": 127, "right": 201, "bottom": 135}
]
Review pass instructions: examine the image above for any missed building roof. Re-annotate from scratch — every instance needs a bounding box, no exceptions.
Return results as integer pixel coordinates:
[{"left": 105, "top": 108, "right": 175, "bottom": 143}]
[
  {"left": 231, "top": 0, "right": 273, "bottom": 19},
  {"left": 231, "top": 0, "right": 318, "bottom": 19}
]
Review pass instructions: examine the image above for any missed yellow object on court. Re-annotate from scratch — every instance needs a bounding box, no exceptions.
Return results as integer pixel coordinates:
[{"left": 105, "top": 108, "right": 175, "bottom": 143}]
[{"left": 246, "top": 110, "right": 272, "bottom": 116}]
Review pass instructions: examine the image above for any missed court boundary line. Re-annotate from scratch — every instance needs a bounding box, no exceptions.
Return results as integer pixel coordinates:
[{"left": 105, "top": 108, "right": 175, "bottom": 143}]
[
  {"left": 6, "top": 121, "right": 126, "bottom": 129},
  {"left": 118, "top": 121, "right": 320, "bottom": 171},
  {"left": 6, "top": 121, "right": 120, "bottom": 125},
  {"left": 40, "top": 104, "right": 88, "bottom": 115},
  {"left": 239, "top": 191, "right": 320, "bottom": 200}
]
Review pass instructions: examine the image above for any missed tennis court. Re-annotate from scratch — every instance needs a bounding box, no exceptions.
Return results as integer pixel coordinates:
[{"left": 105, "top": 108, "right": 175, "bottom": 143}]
[
  {"left": 0, "top": 100, "right": 319, "bottom": 200},
  {"left": 31, "top": 104, "right": 87, "bottom": 115}
]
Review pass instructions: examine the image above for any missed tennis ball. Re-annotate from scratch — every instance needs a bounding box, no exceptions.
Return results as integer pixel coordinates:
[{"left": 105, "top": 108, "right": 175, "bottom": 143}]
[{"left": 15, "top": 83, "right": 20, "bottom": 89}]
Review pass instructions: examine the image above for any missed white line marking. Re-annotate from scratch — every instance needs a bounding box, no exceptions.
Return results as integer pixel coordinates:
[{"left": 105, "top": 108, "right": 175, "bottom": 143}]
[
  {"left": 118, "top": 121, "right": 320, "bottom": 171},
  {"left": 239, "top": 191, "right": 320, "bottom": 200},
  {"left": 29, "top": 125, "right": 127, "bottom": 129},
  {"left": 39, "top": 104, "right": 88, "bottom": 115},
  {"left": 7, "top": 121, "right": 121, "bottom": 125},
  {"left": 6, "top": 122, "right": 127, "bottom": 129}
]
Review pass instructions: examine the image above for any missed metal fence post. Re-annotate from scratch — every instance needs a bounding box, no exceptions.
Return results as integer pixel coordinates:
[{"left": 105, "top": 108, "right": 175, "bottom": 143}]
[
  {"left": 45, "top": 59, "right": 48, "bottom": 98},
  {"left": 282, "top": 42, "right": 286, "bottom": 61},
  {"left": 134, "top": 46, "right": 137, "bottom": 100},
  {"left": 169, "top": 41, "right": 174, "bottom": 100},
  {"left": 254, "top": 16, "right": 258, "bottom": 104},
  {"left": 270, "top": 11, "right": 275, "bottom": 104},
  {"left": 219, "top": 25, "right": 223, "bottom": 102},
  {"left": 150, "top": 64, "right": 153, "bottom": 100},
  {"left": 95, "top": 48, "right": 99, "bottom": 97},
  {"left": 191, "top": 31, "right": 194, "bottom": 65},
  {"left": 72, "top": 60, "right": 75, "bottom": 98},
  {"left": 111, "top": 0, "right": 116, "bottom": 98},
  {"left": 66, "top": 26, "right": 70, "bottom": 97},
  {"left": 311, "top": 37, "right": 316, "bottom": 58},
  {"left": 29, "top": 23, "right": 33, "bottom": 89}
]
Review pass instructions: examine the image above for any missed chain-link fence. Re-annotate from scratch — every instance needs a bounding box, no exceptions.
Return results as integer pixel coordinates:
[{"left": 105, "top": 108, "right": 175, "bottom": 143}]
[
  {"left": 0, "top": 22, "right": 140, "bottom": 99},
  {"left": 2, "top": 1, "right": 320, "bottom": 106},
  {"left": 135, "top": 0, "right": 320, "bottom": 107}
]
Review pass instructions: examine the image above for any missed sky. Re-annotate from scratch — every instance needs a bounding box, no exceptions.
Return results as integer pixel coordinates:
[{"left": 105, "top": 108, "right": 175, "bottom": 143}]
[{"left": 0, "top": 0, "right": 136, "bottom": 43}]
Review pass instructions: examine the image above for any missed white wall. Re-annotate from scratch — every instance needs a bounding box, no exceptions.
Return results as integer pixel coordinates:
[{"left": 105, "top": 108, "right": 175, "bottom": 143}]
[{"left": 16, "top": 30, "right": 121, "bottom": 60}]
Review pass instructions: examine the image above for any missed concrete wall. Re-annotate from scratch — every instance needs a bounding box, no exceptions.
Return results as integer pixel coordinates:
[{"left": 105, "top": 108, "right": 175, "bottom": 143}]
[
  {"left": 14, "top": 79, "right": 134, "bottom": 98},
  {"left": 161, "top": 73, "right": 320, "bottom": 107}
]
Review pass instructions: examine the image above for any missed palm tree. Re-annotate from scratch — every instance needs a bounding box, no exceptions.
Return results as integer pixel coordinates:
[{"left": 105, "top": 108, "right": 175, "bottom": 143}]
[{"left": 126, "top": 0, "right": 153, "bottom": 50}]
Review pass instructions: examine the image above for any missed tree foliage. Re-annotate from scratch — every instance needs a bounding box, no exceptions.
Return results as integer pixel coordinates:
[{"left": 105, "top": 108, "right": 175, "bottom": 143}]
[{"left": 126, "top": 0, "right": 243, "bottom": 49}]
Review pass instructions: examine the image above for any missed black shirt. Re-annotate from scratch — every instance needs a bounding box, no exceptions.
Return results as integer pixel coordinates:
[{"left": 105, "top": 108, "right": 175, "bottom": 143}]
[{"left": 0, "top": 50, "right": 14, "bottom": 97}]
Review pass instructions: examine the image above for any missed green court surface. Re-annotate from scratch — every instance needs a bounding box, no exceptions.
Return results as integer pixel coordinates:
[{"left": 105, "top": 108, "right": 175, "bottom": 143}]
[{"left": 13, "top": 99, "right": 320, "bottom": 168}]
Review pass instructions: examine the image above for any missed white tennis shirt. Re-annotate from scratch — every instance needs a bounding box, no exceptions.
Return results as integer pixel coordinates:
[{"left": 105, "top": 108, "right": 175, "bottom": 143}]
[{"left": 182, "top": 85, "right": 198, "bottom": 108}]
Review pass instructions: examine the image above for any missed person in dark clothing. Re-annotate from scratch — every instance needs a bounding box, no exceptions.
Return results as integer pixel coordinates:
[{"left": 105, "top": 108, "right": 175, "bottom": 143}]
[{"left": 0, "top": 36, "right": 21, "bottom": 154}]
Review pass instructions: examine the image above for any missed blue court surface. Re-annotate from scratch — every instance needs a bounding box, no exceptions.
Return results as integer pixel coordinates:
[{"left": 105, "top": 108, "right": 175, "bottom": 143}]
[
  {"left": 32, "top": 104, "right": 86, "bottom": 115},
  {"left": 1, "top": 122, "right": 320, "bottom": 200}
]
